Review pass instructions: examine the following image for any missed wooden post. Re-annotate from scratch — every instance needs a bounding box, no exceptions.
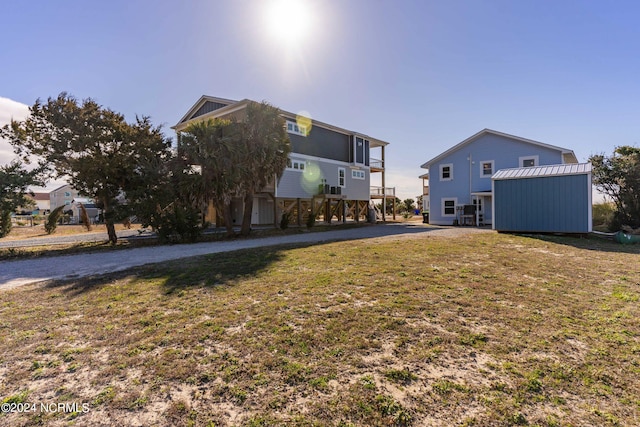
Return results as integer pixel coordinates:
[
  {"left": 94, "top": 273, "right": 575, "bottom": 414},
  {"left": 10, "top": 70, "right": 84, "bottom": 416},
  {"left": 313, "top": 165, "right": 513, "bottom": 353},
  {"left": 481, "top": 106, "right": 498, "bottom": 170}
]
[{"left": 342, "top": 200, "right": 347, "bottom": 223}]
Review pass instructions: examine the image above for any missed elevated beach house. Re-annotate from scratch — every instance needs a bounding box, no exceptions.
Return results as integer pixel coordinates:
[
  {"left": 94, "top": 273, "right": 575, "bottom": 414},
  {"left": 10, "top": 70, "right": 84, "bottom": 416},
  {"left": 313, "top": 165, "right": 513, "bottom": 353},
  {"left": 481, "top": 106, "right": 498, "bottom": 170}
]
[{"left": 173, "top": 96, "right": 395, "bottom": 227}]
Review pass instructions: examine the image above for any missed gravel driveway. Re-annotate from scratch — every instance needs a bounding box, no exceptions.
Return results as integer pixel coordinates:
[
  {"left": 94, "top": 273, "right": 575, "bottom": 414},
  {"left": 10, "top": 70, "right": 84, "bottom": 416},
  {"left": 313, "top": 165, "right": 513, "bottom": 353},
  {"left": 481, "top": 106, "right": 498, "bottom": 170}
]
[{"left": 0, "top": 224, "right": 492, "bottom": 290}]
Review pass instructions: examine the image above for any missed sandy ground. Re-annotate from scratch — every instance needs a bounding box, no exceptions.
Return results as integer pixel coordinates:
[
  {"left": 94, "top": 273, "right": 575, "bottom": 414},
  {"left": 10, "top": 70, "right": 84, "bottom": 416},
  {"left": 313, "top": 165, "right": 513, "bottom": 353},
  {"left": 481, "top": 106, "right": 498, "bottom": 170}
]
[{"left": 0, "top": 223, "right": 492, "bottom": 290}]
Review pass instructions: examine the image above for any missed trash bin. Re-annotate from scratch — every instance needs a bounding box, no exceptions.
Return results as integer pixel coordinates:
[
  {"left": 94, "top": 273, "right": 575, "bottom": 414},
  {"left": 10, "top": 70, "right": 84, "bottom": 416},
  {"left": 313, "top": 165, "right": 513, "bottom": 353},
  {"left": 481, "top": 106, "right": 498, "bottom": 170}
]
[{"left": 422, "top": 212, "right": 429, "bottom": 223}]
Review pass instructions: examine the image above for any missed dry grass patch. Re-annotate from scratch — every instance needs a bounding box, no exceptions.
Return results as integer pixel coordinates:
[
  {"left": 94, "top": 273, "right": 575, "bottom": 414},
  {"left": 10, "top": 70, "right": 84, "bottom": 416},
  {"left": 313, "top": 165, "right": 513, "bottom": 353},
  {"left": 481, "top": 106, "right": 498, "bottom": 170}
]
[{"left": 1, "top": 233, "right": 639, "bottom": 426}]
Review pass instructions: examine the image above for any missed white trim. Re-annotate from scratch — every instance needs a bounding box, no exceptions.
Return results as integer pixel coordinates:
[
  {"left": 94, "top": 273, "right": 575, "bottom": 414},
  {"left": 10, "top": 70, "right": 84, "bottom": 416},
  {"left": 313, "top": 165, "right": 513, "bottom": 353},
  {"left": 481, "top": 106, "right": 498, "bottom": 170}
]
[
  {"left": 491, "top": 179, "right": 496, "bottom": 230},
  {"left": 292, "top": 152, "right": 358, "bottom": 168},
  {"left": 519, "top": 155, "right": 539, "bottom": 168},
  {"left": 480, "top": 160, "right": 494, "bottom": 178},
  {"left": 441, "top": 197, "right": 457, "bottom": 217},
  {"left": 439, "top": 163, "right": 453, "bottom": 181},
  {"left": 587, "top": 172, "right": 593, "bottom": 232}
]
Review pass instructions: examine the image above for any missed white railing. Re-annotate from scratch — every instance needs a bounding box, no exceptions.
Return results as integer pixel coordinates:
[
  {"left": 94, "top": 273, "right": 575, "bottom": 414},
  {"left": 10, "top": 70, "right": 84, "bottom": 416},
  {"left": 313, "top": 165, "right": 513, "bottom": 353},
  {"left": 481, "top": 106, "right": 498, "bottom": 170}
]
[{"left": 370, "top": 186, "right": 395, "bottom": 197}]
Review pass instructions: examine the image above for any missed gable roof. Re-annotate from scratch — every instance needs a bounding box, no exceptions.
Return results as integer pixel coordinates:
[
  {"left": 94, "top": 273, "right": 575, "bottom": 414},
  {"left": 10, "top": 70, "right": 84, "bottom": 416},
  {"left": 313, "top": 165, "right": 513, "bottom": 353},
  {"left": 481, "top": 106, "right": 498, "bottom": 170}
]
[
  {"left": 420, "top": 129, "right": 578, "bottom": 169},
  {"left": 492, "top": 162, "right": 591, "bottom": 180},
  {"left": 173, "top": 95, "right": 390, "bottom": 148},
  {"left": 176, "top": 95, "right": 239, "bottom": 124}
]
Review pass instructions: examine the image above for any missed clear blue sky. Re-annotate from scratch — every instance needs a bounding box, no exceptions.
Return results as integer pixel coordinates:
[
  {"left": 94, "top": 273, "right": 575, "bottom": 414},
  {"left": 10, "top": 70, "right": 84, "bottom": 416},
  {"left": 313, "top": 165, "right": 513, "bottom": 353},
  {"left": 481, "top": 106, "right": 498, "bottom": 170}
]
[{"left": 2, "top": 0, "right": 639, "bottom": 199}]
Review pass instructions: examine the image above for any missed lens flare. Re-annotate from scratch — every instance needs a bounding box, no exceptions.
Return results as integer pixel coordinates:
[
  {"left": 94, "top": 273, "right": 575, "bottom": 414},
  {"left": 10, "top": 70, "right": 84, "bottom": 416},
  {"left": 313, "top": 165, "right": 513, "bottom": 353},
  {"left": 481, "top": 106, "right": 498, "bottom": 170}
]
[
  {"left": 300, "top": 161, "right": 323, "bottom": 195},
  {"left": 296, "top": 110, "right": 312, "bottom": 136}
]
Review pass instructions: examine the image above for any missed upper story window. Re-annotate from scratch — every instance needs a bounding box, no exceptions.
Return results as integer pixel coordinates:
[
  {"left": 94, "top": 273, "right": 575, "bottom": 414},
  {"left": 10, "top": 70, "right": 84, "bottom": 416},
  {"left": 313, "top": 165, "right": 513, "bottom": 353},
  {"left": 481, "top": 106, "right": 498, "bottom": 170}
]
[
  {"left": 286, "top": 120, "right": 307, "bottom": 137},
  {"left": 353, "top": 136, "right": 370, "bottom": 166},
  {"left": 480, "top": 160, "right": 494, "bottom": 177},
  {"left": 64, "top": 191, "right": 71, "bottom": 197},
  {"left": 519, "top": 155, "right": 539, "bottom": 167},
  {"left": 352, "top": 169, "right": 365, "bottom": 180},
  {"left": 439, "top": 163, "right": 453, "bottom": 181},
  {"left": 287, "top": 158, "right": 306, "bottom": 171}
]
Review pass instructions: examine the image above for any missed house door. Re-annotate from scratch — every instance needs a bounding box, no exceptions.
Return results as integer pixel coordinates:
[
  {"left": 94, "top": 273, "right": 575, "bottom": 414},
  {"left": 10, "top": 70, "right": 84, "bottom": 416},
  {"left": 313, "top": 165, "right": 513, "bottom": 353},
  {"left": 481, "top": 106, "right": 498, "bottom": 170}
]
[{"left": 472, "top": 195, "right": 492, "bottom": 226}]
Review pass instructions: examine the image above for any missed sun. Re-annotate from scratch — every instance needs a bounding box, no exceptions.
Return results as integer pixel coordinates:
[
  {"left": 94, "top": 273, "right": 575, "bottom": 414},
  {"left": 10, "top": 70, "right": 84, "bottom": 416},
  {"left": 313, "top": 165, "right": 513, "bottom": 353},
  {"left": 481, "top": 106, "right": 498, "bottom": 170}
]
[{"left": 266, "top": 0, "right": 313, "bottom": 46}]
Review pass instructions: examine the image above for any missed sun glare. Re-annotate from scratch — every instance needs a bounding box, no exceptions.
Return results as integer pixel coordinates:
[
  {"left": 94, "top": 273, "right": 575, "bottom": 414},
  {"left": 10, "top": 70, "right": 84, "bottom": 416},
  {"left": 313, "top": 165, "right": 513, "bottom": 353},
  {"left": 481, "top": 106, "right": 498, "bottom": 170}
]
[{"left": 266, "top": 0, "right": 313, "bottom": 46}]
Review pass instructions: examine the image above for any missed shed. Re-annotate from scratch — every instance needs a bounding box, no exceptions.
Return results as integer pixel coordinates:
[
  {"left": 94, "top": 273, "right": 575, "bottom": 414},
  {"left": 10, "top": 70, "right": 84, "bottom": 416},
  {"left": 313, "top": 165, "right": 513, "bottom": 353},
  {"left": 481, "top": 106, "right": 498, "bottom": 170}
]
[{"left": 491, "top": 163, "right": 592, "bottom": 233}]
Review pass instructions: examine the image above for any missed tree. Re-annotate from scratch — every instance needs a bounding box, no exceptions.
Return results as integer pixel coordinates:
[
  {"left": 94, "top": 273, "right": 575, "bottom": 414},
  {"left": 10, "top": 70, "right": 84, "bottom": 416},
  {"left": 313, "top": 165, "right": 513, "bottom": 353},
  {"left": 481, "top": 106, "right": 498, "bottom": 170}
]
[
  {"left": 178, "top": 118, "right": 240, "bottom": 237},
  {"left": 1, "top": 93, "right": 171, "bottom": 244},
  {"left": 403, "top": 198, "right": 416, "bottom": 213},
  {"left": 178, "top": 102, "right": 290, "bottom": 236},
  {"left": 590, "top": 146, "right": 640, "bottom": 229},
  {"left": 0, "top": 161, "right": 42, "bottom": 237},
  {"left": 232, "top": 101, "right": 290, "bottom": 235}
]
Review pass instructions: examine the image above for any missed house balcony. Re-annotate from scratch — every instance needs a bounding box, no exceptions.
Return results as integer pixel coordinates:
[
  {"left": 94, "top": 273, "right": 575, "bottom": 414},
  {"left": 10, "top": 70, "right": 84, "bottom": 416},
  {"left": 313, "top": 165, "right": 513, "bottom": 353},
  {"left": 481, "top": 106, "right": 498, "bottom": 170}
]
[
  {"left": 370, "top": 158, "right": 384, "bottom": 172},
  {"left": 370, "top": 186, "right": 395, "bottom": 199},
  {"left": 423, "top": 185, "right": 429, "bottom": 196}
]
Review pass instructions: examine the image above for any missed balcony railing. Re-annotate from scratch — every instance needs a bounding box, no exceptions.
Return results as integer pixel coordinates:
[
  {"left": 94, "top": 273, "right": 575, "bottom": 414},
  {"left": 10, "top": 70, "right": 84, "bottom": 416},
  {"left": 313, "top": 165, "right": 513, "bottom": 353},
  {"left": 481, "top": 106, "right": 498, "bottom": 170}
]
[
  {"left": 369, "top": 158, "right": 383, "bottom": 170},
  {"left": 370, "top": 186, "right": 395, "bottom": 198}
]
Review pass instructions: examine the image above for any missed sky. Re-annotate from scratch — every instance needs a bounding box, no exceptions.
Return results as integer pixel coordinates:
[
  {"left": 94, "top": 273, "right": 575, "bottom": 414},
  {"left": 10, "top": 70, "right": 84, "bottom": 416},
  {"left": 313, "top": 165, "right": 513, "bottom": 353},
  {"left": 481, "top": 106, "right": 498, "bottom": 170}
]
[{"left": 2, "top": 0, "right": 639, "bottom": 200}]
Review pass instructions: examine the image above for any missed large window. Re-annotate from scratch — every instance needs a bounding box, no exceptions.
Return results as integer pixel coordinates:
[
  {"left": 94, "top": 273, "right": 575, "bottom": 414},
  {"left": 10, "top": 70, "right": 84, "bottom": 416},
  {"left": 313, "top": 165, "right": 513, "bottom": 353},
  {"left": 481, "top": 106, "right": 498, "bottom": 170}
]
[
  {"left": 286, "top": 120, "right": 308, "bottom": 137},
  {"left": 287, "top": 158, "right": 306, "bottom": 171},
  {"left": 480, "top": 160, "right": 494, "bottom": 177},
  {"left": 439, "top": 163, "right": 453, "bottom": 181},
  {"left": 519, "top": 155, "right": 538, "bottom": 167},
  {"left": 353, "top": 136, "right": 370, "bottom": 166},
  {"left": 442, "top": 198, "right": 457, "bottom": 216},
  {"left": 338, "top": 168, "right": 346, "bottom": 187},
  {"left": 351, "top": 169, "right": 365, "bottom": 180}
]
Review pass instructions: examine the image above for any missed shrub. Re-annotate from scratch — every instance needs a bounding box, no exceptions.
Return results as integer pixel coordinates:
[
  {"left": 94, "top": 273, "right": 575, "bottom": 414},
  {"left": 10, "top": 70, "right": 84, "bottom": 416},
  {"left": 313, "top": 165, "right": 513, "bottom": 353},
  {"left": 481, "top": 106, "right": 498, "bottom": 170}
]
[
  {"left": 280, "top": 212, "right": 290, "bottom": 230},
  {"left": 45, "top": 206, "right": 65, "bottom": 234},
  {"left": 306, "top": 212, "right": 316, "bottom": 228}
]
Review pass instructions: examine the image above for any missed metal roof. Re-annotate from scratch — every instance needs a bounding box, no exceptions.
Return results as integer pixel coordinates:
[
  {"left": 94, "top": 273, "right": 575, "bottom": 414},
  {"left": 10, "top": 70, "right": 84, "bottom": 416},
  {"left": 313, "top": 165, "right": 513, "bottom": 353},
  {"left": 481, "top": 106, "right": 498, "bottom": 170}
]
[{"left": 492, "top": 163, "right": 592, "bottom": 180}]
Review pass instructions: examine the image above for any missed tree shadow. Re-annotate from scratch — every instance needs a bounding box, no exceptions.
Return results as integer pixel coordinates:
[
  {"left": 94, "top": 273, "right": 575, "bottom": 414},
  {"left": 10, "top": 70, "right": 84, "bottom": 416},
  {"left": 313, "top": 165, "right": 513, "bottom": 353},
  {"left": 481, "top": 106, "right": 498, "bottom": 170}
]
[
  {"left": 514, "top": 233, "right": 640, "bottom": 255},
  {"left": 42, "top": 243, "right": 311, "bottom": 296}
]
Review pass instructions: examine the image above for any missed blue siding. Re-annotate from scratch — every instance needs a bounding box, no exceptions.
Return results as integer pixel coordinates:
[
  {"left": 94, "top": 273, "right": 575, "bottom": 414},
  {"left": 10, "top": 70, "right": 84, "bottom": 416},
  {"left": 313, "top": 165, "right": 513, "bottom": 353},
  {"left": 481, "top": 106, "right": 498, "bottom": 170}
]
[
  {"left": 428, "top": 133, "right": 565, "bottom": 225},
  {"left": 494, "top": 175, "right": 590, "bottom": 233}
]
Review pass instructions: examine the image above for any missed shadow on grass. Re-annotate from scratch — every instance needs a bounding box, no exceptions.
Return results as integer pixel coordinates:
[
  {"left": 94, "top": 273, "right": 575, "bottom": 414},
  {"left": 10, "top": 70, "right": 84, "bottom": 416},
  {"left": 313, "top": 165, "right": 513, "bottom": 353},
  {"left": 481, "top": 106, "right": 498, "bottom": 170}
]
[
  {"left": 517, "top": 233, "right": 640, "bottom": 254},
  {"left": 43, "top": 243, "right": 312, "bottom": 296}
]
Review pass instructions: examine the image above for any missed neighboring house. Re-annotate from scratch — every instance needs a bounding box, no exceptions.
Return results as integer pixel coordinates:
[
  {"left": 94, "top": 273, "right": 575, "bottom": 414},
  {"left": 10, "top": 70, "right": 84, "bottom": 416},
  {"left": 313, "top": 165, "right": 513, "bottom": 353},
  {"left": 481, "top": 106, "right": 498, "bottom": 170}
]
[
  {"left": 173, "top": 96, "right": 393, "bottom": 226},
  {"left": 25, "top": 192, "right": 51, "bottom": 213},
  {"left": 50, "top": 184, "right": 80, "bottom": 211},
  {"left": 71, "top": 198, "right": 101, "bottom": 224},
  {"left": 420, "top": 129, "right": 581, "bottom": 227}
]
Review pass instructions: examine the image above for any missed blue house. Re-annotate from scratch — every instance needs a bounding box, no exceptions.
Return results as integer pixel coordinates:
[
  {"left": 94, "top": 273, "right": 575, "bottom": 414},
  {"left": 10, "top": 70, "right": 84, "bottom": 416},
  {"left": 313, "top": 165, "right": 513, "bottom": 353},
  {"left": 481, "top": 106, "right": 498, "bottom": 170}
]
[{"left": 420, "top": 129, "right": 579, "bottom": 226}]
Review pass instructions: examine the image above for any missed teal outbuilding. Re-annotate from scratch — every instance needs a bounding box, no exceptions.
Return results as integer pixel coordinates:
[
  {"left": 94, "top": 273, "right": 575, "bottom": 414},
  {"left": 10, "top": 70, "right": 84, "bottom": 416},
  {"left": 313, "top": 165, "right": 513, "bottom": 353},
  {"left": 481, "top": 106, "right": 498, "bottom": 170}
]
[{"left": 492, "top": 163, "right": 592, "bottom": 233}]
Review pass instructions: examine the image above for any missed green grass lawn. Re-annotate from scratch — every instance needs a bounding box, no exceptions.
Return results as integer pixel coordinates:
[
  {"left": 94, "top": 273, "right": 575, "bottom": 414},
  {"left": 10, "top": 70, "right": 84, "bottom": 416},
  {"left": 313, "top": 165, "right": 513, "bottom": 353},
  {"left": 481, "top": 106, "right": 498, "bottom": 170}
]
[{"left": 1, "top": 232, "right": 639, "bottom": 426}]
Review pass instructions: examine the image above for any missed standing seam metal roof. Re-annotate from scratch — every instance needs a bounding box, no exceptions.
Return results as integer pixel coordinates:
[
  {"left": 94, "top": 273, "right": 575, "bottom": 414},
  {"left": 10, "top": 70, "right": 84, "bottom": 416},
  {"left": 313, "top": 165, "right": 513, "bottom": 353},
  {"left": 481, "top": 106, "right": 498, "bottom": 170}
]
[{"left": 492, "top": 163, "right": 592, "bottom": 180}]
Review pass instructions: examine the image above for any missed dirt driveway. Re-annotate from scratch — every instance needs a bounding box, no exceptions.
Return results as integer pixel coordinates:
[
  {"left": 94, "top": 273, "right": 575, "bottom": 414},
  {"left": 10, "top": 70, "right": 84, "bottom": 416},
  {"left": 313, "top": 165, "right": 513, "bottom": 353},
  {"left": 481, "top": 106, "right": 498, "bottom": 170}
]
[{"left": 0, "top": 224, "right": 492, "bottom": 290}]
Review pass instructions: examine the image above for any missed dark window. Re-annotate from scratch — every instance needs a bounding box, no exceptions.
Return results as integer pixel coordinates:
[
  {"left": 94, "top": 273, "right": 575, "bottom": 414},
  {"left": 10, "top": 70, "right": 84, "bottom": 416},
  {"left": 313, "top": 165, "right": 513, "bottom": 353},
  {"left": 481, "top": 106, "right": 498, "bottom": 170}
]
[
  {"left": 442, "top": 166, "right": 451, "bottom": 179},
  {"left": 444, "top": 199, "right": 455, "bottom": 215}
]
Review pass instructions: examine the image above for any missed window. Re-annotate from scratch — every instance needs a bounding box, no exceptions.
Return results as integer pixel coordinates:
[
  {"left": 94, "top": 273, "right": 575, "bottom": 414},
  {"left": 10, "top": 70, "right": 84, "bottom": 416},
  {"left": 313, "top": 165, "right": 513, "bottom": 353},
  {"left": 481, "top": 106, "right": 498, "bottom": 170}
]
[
  {"left": 338, "top": 168, "right": 346, "bottom": 187},
  {"left": 353, "top": 136, "right": 370, "bottom": 166},
  {"left": 286, "top": 120, "right": 308, "bottom": 137},
  {"left": 519, "top": 155, "right": 539, "bottom": 167},
  {"left": 287, "top": 159, "right": 306, "bottom": 171},
  {"left": 351, "top": 169, "right": 365, "bottom": 180},
  {"left": 439, "top": 163, "right": 453, "bottom": 181},
  {"left": 480, "top": 161, "right": 494, "bottom": 177},
  {"left": 64, "top": 191, "right": 71, "bottom": 197},
  {"left": 442, "top": 198, "right": 457, "bottom": 216}
]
